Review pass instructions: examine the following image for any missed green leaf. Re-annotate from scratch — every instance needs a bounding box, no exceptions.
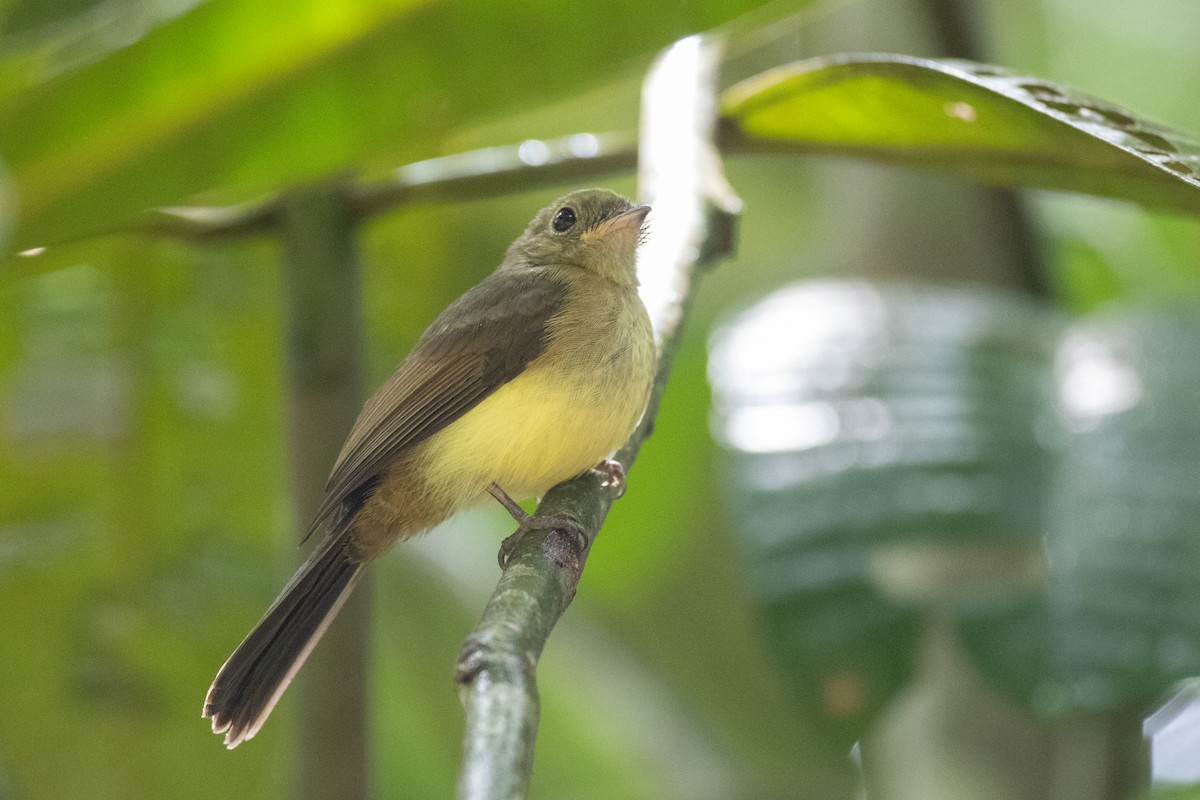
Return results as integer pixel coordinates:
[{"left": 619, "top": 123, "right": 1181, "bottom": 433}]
[
  {"left": 1045, "top": 309, "right": 1200, "bottom": 714},
  {"left": 709, "top": 281, "right": 1059, "bottom": 745},
  {"left": 721, "top": 54, "right": 1200, "bottom": 215},
  {"left": 1, "top": 0, "right": 762, "bottom": 250},
  {"left": 3, "top": 0, "right": 435, "bottom": 250}
]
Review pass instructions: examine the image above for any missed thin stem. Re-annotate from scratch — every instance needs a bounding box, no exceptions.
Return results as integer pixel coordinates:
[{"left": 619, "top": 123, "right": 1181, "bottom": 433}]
[
  {"left": 350, "top": 132, "right": 639, "bottom": 221},
  {"left": 916, "top": 0, "right": 1050, "bottom": 299},
  {"left": 278, "top": 181, "right": 371, "bottom": 800},
  {"left": 137, "top": 133, "right": 638, "bottom": 241}
]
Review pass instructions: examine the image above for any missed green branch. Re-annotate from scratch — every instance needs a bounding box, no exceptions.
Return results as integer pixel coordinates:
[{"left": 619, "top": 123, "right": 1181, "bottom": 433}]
[
  {"left": 453, "top": 35, "right": 741, "bottom": 800},
  {"left": 137, "top": 133, "right": 639, "bottom": 241}
]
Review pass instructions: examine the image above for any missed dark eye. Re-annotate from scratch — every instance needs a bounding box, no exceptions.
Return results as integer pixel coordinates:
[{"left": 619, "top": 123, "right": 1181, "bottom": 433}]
[{"left": 552, "top": 207, "right": 577, "bottom": 232}]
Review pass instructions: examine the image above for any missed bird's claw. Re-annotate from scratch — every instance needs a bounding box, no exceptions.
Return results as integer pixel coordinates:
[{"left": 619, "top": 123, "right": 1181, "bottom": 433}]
[
  {"left": 593, "top": 459, "right": 627, "bottom": 498},
  {"left": 496, "top": 511, "right": 586, "bottom": 569},
  {"left": 488, "top": 482, "right": 589, "bottom": 568}
]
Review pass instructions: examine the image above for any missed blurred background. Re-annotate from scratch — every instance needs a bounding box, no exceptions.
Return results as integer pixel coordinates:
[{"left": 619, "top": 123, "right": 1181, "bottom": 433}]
[{"left": 3, "top": 0, "right": 1200, "bottom": 798}]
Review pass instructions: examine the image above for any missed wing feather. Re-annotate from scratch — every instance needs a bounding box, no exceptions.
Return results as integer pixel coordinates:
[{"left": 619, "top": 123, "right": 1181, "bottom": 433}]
[{"left": 304, "top": 269, "right": 567, "bottom": 538}]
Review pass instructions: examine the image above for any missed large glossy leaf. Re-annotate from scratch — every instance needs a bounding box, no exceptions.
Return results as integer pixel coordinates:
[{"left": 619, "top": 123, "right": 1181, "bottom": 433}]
[
  {"left": 1, "top": 0, "right": 761, "bottom": 250},
  {"left": 709, "top": 281, "right": 1058, "bottom": 746},
  {"left": 721, "top": 54, "right": 1200, "bottom": 215},
  {"left": 1045, "top": 309, "right": 1200, "bottom": 714}
]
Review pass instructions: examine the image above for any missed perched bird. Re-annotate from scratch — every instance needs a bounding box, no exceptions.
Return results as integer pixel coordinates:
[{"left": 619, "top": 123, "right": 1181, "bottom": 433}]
[{"left": 204, "top": 188, "right": 656, "bottom": 748}]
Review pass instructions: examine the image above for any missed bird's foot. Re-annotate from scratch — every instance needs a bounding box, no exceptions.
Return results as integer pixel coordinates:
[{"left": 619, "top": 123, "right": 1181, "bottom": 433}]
[
  {"left": 592, "top": 459, "right": 627, "bottom": 498},
  {"left": 488, "top": 483, "right": 587, "bottom": 568},
  {"left": 496, "top": 512, "right": 586, "bottom": 569}
]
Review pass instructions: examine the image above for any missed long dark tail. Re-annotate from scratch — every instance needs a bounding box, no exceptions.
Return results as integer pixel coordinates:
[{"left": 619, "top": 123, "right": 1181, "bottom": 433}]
[{"left": 203, "top": 537, "right": 364, "bottom": 748}]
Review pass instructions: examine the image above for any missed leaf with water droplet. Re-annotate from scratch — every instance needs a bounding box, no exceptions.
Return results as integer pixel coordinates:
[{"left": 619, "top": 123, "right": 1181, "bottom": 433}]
[{"left": 721, "top": 54, "right": 1200, "bottom": 215}]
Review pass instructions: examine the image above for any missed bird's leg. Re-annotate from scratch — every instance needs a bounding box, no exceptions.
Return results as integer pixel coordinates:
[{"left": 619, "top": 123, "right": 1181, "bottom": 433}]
[
  {"left": 592, "top": 459, "right": 627, "bottom": 498},
  {"left": 487, "top": 483, "right": 587, "bottom": 568},
  {"left": 486, "top": 482, "right": 528, "bottom": 522}
]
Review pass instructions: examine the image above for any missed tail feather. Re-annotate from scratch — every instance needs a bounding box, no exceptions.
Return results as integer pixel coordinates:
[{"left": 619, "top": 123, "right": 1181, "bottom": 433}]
[{"left": 203, "top": 537, "right": 364, "bottom": 748}]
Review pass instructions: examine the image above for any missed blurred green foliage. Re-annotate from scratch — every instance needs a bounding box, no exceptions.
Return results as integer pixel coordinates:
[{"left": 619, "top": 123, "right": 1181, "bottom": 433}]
[
  {"left": 3, "top": 0, "right": 1200, "bottom": 799},
  {"left": 0, "top": 0, "right": 763, "bottom": 249}
]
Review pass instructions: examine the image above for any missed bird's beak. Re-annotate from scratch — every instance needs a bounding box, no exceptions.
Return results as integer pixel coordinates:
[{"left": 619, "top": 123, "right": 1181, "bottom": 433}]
[{"left": 584, "top": 205, "right": 651, "bottom": 242}]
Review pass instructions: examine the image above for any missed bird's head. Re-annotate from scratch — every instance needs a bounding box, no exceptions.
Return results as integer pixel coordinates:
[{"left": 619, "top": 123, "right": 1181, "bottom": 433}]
[{"left": 508, "top": 188, "right": 650, "bottom": 286}]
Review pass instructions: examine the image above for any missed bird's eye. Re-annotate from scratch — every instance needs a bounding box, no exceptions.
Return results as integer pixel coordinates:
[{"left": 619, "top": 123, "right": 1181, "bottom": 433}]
[{"left": 552, "top": 207, "right": 577, "bottom": 232}]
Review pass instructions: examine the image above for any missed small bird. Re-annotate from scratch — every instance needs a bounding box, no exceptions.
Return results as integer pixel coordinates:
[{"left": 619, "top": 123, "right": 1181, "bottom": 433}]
[{"left": 203, "top": 188, "right": 656, "bottom": 748}]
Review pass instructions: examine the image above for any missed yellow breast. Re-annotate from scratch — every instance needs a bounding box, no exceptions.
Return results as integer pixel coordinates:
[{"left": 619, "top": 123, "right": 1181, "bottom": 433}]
[{"left": 416, "top": 277, "right": 654, "bottom": 510}]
